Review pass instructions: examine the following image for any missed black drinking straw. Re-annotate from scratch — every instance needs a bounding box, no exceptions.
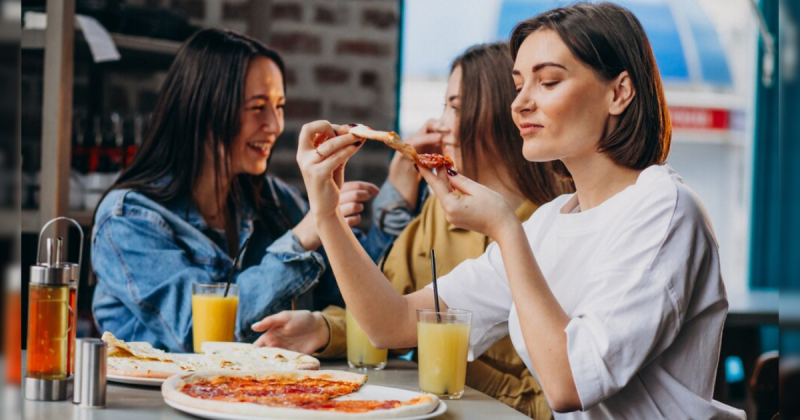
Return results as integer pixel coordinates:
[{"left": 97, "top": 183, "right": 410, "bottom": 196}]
[
  {"left": 224, "top": 236, "right": 252, "bottom": 298},
  {"left": 430, "top": 249, "right": 441, "bottom": 322}
]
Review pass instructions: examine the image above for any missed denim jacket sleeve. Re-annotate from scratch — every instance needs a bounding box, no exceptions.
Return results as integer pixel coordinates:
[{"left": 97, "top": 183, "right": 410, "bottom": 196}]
[
  {"left": 371, "top": 178, "right": 428, "bottom": 236},
  {"left": 234, "top": 228, "right": 324, "bottom": 343},
  {"left": 92, "top": 201, "right": 208, "bottom": 353},
  {"left": 92, "top": 190, "right": 324, "bottom": 352}
]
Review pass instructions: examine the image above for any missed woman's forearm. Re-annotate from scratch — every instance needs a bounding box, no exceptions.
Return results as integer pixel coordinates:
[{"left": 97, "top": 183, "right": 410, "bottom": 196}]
[
  {"left": 494, "top": 221, "right": 580, "bottom": 412},
  {"left": 291, "top": 213, "right": 322, "bottom": 251},
  {"left": 315, "top": 211, "right": 420, "bottom": 348},
  {"left": 388, "top": 155, "right": 421, "bottom": 210}
]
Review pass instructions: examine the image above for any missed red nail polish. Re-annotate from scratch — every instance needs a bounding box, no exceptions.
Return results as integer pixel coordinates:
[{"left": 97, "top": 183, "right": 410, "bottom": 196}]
[
  {"left": 347, "top": 123, "right": 358, "bottom": 127},
  {"left": 413, "top": 164, "right": 419, "bottom": 173},
  {"left": 446, "top": 168, "right": 457, "bottom": 176},
  {"left": 353, "top": 141, "right": 362, "bottom": 147}
]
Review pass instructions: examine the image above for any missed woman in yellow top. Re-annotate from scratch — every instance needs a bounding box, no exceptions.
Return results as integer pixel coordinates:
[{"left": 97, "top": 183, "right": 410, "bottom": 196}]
[{"left": 252, "top": 43, "right": 571, "bottom": 419}]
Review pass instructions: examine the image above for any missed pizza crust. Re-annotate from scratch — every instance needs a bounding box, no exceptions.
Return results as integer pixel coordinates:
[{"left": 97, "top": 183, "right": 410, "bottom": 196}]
[
  {"left": 348, "top": 124, "right": 401, "bottom": 144},
  {"left": 162, "top": 370, "right": 439, "bottom": 419},
  {"left": 348, "top": 124, "right": 420, "bottom": 163}
]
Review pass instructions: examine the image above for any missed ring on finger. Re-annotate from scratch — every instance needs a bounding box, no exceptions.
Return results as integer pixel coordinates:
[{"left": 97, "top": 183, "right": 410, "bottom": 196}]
[{"left": 315, "top": 149, "right": 328, "bottom": 159}]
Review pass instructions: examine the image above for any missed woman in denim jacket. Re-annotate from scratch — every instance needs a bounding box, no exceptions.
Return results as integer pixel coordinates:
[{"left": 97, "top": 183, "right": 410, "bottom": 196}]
[{"left": 91, "top": 28, "right": 396, "bottom": 353}]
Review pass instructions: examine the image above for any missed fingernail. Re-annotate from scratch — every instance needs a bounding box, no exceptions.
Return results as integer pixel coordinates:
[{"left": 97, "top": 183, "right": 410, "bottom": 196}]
[
  {"left": 446, "top": 168, "right": 457, "bottom": 177},
  {"left": 413, "top": 164, "right": 419, "bottom": 173},
  {"left": 251, "top": 323, "right": 260, "bottom": 329},
  {"left": 347, "top": 123, "right": 358, "bottom": 127}
]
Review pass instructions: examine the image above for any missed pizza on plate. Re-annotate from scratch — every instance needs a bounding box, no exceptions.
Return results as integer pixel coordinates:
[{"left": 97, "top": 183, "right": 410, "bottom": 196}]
[
  {"left": 162, "top": 370, "right": 440, "bottom": 419},
  {"left": 102, "top": 332, "right": 320, "bottom": 380}
]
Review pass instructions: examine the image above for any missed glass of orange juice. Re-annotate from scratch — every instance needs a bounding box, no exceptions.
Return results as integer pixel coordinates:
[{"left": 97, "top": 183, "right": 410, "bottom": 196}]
[
  {"left": 346, "top": 309, "right": 388, "bottom": 370},
  {"left": 417, "top": 309, "right": 471, "bottom": 399},
  {"left": 192, "top": 284, "right": 239, "bottom": 353}
]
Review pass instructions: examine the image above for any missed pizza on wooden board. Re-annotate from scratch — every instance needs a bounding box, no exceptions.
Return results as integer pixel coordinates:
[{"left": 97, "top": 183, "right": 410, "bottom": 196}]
[
  {"left": 102, "top": 332, "right": 320, "bottom": 380},
  {"left": 314, "top": 124, "right": 455, "bottom": 169},
  {"left": 162, "top": 370, "right": 440, "bottom": 419}
]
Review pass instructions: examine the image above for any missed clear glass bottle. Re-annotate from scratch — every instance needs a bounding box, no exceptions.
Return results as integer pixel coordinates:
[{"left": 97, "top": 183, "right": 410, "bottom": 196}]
[
  {"left": 25, "top": 218, "right": 83, "bottom": 401},
  {"left": 26, "top": 271, "right": 71, "bottom": 380}
]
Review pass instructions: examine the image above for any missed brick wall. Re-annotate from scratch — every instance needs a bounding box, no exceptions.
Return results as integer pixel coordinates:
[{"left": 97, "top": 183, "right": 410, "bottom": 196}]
[
  {"left": 123, "top": 0, "right": 402, "bottom": 198},
  {"left": 258, "top": 0, "right": 401, "bottom": 193}
]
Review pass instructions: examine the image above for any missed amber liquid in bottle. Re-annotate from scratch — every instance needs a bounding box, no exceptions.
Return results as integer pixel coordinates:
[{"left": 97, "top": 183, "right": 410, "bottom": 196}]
[
  {"left": 26, "top": 283, "right": 70, "bottom": 380},
  {"left": 66, "top": 285, "right": 77, "bottom": 375}
]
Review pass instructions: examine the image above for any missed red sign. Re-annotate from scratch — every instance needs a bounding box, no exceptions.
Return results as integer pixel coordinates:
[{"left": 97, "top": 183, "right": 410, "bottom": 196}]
[{"left": 668, "top": 106, "right": 730, "bottom": 130}]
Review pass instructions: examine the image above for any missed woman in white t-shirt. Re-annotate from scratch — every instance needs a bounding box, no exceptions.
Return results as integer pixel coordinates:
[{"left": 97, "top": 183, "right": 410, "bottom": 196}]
[{"left": 293, "top": 3, "right": 745, "bottom": 419}]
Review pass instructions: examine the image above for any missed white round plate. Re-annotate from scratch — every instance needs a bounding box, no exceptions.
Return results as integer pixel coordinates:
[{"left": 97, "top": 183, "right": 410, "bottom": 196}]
[
  {"left": 163, "top": 384, "right": 447, "bottom": 420},
  {"left": 107, "top": 374, "right": 165, "bottom": 386}
]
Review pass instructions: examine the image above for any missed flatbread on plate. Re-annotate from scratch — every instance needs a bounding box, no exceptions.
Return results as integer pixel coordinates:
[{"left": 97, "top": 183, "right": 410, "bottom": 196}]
[
  {"left": 201, "top": 341, "right": 320, "bottom": 371},
  {"left": 102, "top": 332, "right": 320, "bottom": 380}
]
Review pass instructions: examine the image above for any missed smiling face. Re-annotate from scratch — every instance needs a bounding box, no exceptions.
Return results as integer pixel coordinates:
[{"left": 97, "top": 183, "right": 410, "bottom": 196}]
[
  {"left": 511, "top": 29, "right": 617, "bottom": 165},
  {"left": 229, "top": 56, "right": 285, "bottom": 176}
]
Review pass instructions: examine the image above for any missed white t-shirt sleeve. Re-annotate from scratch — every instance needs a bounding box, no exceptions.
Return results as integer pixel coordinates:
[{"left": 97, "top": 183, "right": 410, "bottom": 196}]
[
  {"left": 428, "top": 241, "right": 513, "bottom": 361},
  {"left": 566, "top": 181, "right": 718, "bottom": 410},
  {"left": 566, "top": 266, "right": 683, "bottom": 410}
]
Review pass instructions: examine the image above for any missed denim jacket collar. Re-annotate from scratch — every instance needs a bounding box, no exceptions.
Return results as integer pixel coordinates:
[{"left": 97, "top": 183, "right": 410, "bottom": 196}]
[{"left": 153, "top": 174, "right": 258, "bottom": 255}]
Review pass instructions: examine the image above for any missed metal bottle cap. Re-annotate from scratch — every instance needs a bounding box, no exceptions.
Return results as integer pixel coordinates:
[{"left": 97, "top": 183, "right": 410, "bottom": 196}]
[
  {"left": 79, "top": 340, "right": 107, "bottom": 408},
  {"left": 31, "top": 218, "right": 85, "bottom": 286},
  {"left": 29, "top": 238, "right": 73, "bottom": 286}
]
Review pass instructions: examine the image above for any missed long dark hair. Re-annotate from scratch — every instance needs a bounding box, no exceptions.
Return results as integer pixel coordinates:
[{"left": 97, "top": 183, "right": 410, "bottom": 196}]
[
  {"left": 104, "top": 28, "right": 289, "bottom": 232},
  {"left": 452, "top": 43, "right": 572, "bottom": 205},
  {"left": 510, "top": 2, "right": 672, "bottom": 179}
]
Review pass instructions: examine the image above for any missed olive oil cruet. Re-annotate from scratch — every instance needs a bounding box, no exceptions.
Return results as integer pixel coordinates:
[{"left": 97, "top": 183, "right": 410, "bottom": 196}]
[{"left": 25, "top": 217, "right": 83, "bottom": 401}]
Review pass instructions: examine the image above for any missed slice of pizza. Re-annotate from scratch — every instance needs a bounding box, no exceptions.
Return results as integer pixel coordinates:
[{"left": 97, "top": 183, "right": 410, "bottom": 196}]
[
  {"left": 347, "top": 124, "right": 454, "bottom": 169},
  {"left": 162, "top": 370, "right": 440, "bottom": 419}
]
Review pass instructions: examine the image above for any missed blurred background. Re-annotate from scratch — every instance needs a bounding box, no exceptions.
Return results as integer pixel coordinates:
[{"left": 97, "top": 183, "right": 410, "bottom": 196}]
[{"left": 1, "top": 0, "right": 798, "bottom": 419}]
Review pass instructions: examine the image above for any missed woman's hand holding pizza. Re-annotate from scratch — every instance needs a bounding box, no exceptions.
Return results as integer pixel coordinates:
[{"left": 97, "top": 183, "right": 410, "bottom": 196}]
[
  {"left": 419, "top": 166, "right": 518, "bottom": 241},
  {"left": 296, "top": 120, "right": 364, "bottom": 222},
  {"left": 388, "top": 119, "right": 447, "bottom": 209}
]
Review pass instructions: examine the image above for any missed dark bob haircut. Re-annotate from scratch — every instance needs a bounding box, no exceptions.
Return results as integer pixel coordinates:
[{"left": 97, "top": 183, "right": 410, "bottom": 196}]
[
  {"left": 451, "top": 42, "right": 571, "bottom": 205},
  {"left": 510, "top": 2, "right": 672, "bottom": 178}
]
